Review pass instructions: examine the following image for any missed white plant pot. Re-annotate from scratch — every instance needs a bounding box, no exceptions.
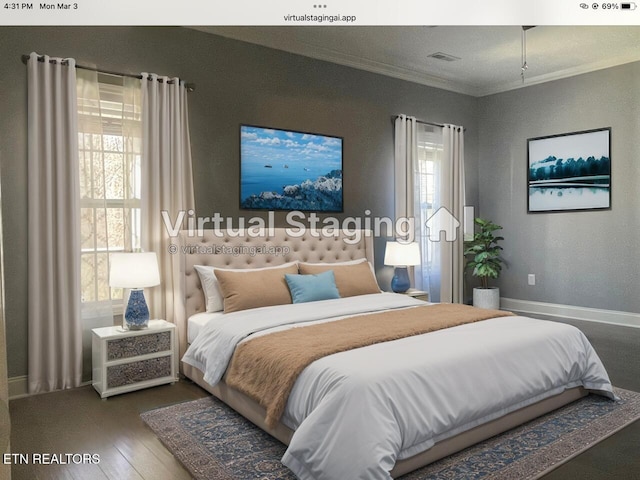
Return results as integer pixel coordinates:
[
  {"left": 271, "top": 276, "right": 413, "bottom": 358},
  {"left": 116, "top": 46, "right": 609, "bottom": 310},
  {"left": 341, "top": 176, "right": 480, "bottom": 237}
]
[{"left": 473, "top": 287, "right": 500, "bottom": 310}]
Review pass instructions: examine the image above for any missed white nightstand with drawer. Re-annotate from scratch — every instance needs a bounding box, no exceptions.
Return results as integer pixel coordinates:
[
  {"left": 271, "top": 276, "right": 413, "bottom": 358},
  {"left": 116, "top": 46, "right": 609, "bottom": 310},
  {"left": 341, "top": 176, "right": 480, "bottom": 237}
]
[
  {"left": 404, "top": 289, "right": 430, "bottom": 302},
  {"left": 92, "top": 319, "right": 178, "bottom": 399}
]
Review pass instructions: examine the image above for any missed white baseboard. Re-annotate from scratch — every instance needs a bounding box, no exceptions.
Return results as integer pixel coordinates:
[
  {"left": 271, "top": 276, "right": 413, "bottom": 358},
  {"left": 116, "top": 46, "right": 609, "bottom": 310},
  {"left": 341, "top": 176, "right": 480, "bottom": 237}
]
[
  {"left": 8, "top": 375, "right": 28, "bottom": 400},
  {"left": 8, "top": 376, "right": 92, "bottom": 400},
  {"left": 501, "top": 297, "right": 640, "bottom": 329}
]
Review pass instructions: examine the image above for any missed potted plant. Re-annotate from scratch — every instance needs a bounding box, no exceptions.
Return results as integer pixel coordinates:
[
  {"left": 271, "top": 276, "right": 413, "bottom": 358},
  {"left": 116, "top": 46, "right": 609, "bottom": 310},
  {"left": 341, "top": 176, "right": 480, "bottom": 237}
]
[{"left": 464, "top": 217, "right": 504, "bottom": 310}]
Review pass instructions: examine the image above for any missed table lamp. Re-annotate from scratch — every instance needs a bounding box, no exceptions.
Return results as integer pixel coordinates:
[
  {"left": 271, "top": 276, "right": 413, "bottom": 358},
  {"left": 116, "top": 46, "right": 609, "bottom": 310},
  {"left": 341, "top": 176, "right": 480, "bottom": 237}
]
[
  {"left": 384, "top": 241, "right": 420, "bottom": 293},
  {"left": 109, "top": 252, "right": 160, "bottom": 330}
]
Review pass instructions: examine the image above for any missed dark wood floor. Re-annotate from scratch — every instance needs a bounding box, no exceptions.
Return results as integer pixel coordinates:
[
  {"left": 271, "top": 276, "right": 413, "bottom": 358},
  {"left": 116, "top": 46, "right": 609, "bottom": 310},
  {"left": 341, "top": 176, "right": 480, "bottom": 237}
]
[
  {"left": 8, "top": 315, "right": 640, "bottom": 480},
  {"left": 9, "top": 381, "right": 208, "bottom": 480},
  {"left": 530, "top": 315, "right": 640, "bottom": 480}
]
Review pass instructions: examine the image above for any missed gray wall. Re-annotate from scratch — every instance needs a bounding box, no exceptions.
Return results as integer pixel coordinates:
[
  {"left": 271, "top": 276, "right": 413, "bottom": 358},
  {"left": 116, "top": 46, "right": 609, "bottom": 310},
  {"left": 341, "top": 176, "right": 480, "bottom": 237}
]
[
  {"left": 0, "top": 26, "right": 478, "bottom": 378},
  {"left": 478, "top": 62, "right": 640, "bottom": 313}
]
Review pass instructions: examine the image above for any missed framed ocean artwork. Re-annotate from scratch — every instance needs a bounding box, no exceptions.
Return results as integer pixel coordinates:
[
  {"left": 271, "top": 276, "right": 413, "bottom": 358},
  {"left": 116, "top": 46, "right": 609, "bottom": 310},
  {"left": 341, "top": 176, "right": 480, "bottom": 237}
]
[{"left": 240, "top": 125, "right": 343, "bottom": 212}]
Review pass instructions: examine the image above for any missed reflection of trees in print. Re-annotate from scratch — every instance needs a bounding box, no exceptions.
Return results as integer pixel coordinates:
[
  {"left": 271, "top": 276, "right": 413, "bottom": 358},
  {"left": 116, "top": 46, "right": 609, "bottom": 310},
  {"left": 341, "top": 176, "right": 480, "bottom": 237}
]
[{"left": 529, "top": 155, "right": 610, "bottom": 185}]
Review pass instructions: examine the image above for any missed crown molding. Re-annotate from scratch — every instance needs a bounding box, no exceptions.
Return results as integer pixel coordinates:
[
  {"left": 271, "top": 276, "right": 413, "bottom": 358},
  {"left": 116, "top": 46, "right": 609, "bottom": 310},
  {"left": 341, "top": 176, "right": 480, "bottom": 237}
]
[
  {"left": 477, "top": 52, "right": 640, "bottom": 97},
  {"left": 198, "top": 27, "right": 481, "bottom": 96},
  {"left": 196, "top": 27, "right": 640, "bottom": 98},
  {"left": 292, "top": 43, "right": 481, "bottom": 96}
]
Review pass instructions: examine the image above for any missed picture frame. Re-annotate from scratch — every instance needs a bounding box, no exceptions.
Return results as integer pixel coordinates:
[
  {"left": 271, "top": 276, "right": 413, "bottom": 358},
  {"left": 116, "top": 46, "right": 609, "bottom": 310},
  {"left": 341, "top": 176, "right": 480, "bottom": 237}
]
[
  {"left": 240, "top": 124, "right": 343, "bottom": 212},
  {"left": 527, "top": 127, "right": 611, "bottom": 213}
]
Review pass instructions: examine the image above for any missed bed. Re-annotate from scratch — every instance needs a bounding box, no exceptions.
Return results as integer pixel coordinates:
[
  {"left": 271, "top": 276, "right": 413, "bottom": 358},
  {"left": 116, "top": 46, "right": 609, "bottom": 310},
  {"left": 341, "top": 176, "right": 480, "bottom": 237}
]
[{"left": 177, "top": 228, "right": 614, "bottom": 480}]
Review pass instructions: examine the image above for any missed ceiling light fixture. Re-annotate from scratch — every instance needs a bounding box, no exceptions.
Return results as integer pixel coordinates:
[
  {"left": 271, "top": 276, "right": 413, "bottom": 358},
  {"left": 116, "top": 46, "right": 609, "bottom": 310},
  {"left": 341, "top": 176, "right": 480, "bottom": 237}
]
[{"left": 521, "top": 26, "right": 535, "bottom": 83}]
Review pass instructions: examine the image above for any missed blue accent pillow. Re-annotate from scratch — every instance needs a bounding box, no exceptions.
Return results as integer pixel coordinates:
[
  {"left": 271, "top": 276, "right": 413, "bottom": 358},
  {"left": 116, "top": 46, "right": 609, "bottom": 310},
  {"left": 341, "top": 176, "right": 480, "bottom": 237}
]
[{"left": 285, "top": 270, "right": 341, "bottom": 304}]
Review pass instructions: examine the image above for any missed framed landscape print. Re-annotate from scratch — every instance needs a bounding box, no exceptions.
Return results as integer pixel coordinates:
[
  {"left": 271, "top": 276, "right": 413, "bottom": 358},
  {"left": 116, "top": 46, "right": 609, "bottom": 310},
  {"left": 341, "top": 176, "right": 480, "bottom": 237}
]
[
  {"left": 240, "top": 125, "right": 343, "bottom": 212},
  {"left": 527, "top": 127, "right": 611, "bottom": 213}
]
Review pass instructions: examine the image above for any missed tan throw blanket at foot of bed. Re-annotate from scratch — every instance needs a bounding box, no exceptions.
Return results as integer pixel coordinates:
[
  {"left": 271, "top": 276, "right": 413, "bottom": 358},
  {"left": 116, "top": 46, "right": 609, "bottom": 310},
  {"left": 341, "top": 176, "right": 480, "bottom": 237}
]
[{"left": 225, "top": 303, "right": 515, "bottom": 428}]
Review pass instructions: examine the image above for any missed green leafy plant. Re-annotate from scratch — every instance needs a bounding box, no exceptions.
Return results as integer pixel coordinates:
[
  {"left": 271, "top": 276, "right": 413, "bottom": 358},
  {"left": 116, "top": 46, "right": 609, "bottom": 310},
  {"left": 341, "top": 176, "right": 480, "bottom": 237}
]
[{"left": 464, "top": 218, "right": 504, "bottom": 289}]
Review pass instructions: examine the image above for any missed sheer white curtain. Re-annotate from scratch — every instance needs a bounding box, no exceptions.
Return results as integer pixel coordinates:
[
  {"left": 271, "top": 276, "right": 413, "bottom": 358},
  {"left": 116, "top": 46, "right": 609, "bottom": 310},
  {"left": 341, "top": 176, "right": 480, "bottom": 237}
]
[
  {"left": 27, "top": 52, "right": 82, "bottom": 393},
  {"left": 393, "top": 115, "right": 422, "bottom": 293},
  {"left": 396, "top": 116, "right": 466, "bottom": 303},
  {"left": 414, "top": 124, "right": 444, "bottom": 298},
  {"left": 77, "top": 70, "right": 142, "bottom": 375},
  {"left": 140, "top": 74, "right": 195, "bottom": 357}
]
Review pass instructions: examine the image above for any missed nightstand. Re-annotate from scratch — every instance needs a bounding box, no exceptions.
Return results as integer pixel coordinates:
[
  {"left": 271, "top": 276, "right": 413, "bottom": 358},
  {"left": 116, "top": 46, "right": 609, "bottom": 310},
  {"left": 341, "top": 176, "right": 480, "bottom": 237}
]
[
  {"left": 404, "top": 289, "right": 429, "bottom": 302},
  {"left": 92, "top": 319, "right": 178, "bottom": 399}
]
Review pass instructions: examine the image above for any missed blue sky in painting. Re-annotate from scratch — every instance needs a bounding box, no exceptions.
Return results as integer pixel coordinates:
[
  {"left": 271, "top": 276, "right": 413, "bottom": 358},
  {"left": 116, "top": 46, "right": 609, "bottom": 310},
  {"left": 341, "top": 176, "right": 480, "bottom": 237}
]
[
  {"left": 529, "top": 129, "right": 609, "bottom": 165},
  {"left": 241, "top": 125, "right": 342, "bottom": 169}
]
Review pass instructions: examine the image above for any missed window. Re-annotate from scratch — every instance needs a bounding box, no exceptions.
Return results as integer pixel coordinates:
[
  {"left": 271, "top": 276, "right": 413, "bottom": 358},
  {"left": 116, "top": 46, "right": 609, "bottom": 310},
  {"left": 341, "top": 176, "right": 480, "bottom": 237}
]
[
  {"left": 416, "top": 125, "right": 443, "bottom": 270},
  {"left": 77, "top": 73, "right": 142, "bottom": 309}
]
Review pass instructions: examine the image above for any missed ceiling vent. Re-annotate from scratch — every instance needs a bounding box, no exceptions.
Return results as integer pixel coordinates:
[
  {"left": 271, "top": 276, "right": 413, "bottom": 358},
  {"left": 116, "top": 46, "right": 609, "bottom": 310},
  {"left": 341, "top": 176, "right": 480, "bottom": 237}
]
[{"left": 427, "top": 52, "right": 461, "bottom": 62}]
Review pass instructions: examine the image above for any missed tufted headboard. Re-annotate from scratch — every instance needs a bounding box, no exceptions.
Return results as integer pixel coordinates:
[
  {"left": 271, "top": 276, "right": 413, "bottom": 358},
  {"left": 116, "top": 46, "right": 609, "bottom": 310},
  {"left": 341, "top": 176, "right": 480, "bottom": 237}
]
[{"left": 176, "top": 228, "right": 375, "bottom": 359}]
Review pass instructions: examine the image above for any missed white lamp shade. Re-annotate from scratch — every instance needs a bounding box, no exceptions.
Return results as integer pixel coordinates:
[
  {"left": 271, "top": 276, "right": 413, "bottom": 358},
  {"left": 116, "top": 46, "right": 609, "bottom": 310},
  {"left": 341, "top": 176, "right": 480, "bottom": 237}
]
[
  {"left": 384, "top": 241, "right": 421, "bottom": 266},
  {"left": 109, "top": 252, "right": 161, "bottom": 288}
]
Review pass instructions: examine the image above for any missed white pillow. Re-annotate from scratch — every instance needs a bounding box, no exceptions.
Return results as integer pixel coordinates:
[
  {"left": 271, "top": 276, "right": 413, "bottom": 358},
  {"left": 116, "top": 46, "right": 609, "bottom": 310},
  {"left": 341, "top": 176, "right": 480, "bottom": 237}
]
[
  {"left": 194, "top": 262, "right": 298, "bottom": 313},
  {"left": 194, "top": 265, "right": 224, "bottom": 312}
]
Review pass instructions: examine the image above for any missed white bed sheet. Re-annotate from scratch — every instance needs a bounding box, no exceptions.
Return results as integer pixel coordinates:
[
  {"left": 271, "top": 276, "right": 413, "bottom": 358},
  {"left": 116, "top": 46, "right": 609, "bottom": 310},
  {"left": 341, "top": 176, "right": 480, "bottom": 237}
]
[
  {"left": 182, "top": 294, "right": 615, "bottom": 480},
  {"left": 187, "top": 311, "right": 225, "bottom": 345}
]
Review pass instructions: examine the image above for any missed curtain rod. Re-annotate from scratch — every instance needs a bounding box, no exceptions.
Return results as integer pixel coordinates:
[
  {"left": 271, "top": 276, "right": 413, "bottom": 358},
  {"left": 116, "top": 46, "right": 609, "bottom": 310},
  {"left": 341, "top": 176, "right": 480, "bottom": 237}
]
[
  {"left": 391, "top": 115, "right": 465, "bottom": 131},
  {"left": 21, "top": 54, "right": 196, "bottom": 92}
]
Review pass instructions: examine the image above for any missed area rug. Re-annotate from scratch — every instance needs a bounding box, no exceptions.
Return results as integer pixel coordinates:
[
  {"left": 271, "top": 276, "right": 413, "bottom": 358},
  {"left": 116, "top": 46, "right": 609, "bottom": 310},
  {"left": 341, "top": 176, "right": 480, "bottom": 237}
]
[{"left": 141, "top": 387, "right": 640, "bottom": 480}]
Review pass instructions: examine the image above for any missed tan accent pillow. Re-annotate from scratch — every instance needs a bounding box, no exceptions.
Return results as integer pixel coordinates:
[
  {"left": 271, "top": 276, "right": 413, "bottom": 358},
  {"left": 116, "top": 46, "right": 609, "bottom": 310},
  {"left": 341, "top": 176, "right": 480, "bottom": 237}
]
[
  {"left": 215, "top": 263, "right": 299, "bottom": 313},
  {"left": 298, "top": 261, "right": 380, "bottom": 297},
  {"left": 194, "top": 262, "right": 298, "bottom": 313}
]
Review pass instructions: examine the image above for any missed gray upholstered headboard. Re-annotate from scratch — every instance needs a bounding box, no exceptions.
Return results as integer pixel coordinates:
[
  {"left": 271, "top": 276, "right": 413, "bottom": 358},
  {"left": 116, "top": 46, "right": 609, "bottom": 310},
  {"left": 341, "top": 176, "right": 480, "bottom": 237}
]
[{"left": 176, "top": 228, "right": 375, "bottom": 358}]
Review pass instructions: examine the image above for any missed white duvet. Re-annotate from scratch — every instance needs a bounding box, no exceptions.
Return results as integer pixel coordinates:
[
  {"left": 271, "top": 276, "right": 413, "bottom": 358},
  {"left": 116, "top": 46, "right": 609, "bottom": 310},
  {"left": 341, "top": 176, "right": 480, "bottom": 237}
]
[{"left": 182, "top": 293, "right": 615, "bottom": 480}]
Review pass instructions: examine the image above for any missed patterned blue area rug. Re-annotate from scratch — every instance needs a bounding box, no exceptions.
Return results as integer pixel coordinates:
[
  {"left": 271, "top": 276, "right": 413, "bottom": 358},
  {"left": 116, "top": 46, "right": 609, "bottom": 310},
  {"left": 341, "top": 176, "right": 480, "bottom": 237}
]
[{"left": 141, "top": 388, "right": 640, "bottom": 480}]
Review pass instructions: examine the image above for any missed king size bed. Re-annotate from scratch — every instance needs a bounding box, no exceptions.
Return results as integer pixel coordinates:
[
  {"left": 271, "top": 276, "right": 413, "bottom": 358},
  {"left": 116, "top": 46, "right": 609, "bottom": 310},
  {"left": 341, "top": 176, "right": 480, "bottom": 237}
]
[{"left": 177, "top": 228, "right": 614, "bottom": 480}]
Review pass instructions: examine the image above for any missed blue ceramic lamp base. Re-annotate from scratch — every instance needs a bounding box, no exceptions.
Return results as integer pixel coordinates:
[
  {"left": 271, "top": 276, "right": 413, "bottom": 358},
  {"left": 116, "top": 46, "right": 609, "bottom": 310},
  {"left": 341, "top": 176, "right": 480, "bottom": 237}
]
[
  {"left": 124, "top": 289, "right": 150, "bottom": 330},
  {"left": 391, "top": 267, "right": 411, "bottom": 293}
]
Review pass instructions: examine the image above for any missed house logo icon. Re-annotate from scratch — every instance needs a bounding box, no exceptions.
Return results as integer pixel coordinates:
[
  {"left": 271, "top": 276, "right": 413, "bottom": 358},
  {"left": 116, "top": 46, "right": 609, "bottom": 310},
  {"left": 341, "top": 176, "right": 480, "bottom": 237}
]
[{"left": 425, "top": 207, "right": 460, "bottom": 242}]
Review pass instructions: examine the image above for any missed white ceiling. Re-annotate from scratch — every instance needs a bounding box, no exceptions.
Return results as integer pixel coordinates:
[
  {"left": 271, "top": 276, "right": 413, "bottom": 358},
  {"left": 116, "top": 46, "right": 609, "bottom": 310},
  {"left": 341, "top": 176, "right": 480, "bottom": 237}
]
[{"left": 194, "top": 26, "right": 640, "bottom": 97}]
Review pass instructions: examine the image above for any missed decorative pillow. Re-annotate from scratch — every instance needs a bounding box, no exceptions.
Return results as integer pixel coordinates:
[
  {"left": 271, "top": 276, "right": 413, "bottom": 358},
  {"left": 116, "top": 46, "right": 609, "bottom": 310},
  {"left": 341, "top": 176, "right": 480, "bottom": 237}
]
[
  {"left": 285, "top": 271, "right": 341, "bottom": 304},
  {"left": 300, "top": 258, "right": 367, "bottom": 267},
  {"left": 215, "top": 263, "right": 299, "bottom": 313},
  {"left": 194, "top": 265, "right": 224, "bottom": 312},
  {"left": 194, "top": 262, "right": 297, "bottom": 313},
  {"left": 299, "top": 257, "right": 377, "bottom": 276},
  {"left": 298, "top": 261, "right": 380, "bottom": 298}
]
